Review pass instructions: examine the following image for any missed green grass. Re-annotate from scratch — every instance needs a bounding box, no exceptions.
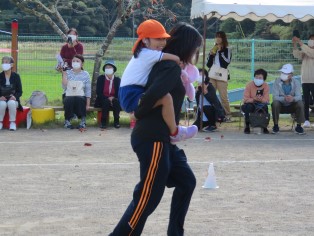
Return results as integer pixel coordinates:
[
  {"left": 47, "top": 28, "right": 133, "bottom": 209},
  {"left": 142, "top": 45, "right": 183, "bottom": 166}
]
[{"left": 0, "top": 37, "right": 301, "bottom": 106}]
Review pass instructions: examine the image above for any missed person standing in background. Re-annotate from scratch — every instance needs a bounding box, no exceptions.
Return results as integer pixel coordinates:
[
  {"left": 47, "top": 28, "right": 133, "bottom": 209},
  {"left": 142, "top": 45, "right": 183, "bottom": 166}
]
[
  {"left": 292, "top": 34, "right": 314, "bottom": 128},
  {"left": 60, "top": 28, "right": 84, "bottom": 69},
  {"left": 206, "top": 31, "right": 232, "bottom": 121}
]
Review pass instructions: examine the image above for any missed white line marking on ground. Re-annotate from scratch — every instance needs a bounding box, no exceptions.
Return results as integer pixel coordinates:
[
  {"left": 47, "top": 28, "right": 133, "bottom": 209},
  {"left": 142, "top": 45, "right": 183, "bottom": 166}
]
[
  {"left": 0, "top": 138, "right": 314, "bottom": 144},
  {"left": 0, "top": 159, "right": 314, "bottom": 167}
]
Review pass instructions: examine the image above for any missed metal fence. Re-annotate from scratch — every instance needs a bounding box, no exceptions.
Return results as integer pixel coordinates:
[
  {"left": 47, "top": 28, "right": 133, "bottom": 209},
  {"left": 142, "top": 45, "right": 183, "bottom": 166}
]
[{"left": 0, "top": 35, "right": 301, "bottom": 104}]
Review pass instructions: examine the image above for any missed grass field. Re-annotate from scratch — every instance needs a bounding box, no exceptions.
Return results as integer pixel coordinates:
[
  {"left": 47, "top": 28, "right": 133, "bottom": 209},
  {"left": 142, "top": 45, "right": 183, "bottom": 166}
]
[{"left": 0, "top": 37, "right": 301, "bottom": 105}]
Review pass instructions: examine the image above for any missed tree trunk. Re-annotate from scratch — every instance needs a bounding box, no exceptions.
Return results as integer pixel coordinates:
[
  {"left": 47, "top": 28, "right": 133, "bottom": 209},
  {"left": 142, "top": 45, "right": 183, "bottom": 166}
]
[{"left": 90, "top": 0, "right": 138, "bottom": 104}]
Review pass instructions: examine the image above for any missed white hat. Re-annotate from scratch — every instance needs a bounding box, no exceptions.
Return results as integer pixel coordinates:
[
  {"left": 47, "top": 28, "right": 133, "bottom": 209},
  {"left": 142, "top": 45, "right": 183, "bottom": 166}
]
[{"left": 279, "top": 64, "right": 294, "bottom": 74}]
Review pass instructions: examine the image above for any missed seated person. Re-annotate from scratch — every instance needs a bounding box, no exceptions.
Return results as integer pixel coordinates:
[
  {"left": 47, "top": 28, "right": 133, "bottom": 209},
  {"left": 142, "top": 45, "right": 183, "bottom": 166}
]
[
  {"left": 241, "top": 68, "right": 270, "bottom": 134},
  {"left": 62, "top": 54, "right": 91, "bottom": 129},
  {"left": 193, "top": 69, "right": 225, "bottom": 132},
  {"left": 0, "top": 56, "right": 23, "bottom": 131},
  {"left": 271, "top": 64, "right": 305, "bottom": 134},
  {"left": 94, "top": 60, "right": 121, "bottom": 129}
]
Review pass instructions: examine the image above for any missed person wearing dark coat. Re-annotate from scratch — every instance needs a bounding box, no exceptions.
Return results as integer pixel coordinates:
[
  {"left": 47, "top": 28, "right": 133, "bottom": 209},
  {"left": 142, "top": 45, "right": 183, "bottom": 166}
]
[
  {"left": 94, "top": 60, "right": 121, "bottom": 129},
  {"left": 0, "top": 56, "right": 23, "bottom": 131}
]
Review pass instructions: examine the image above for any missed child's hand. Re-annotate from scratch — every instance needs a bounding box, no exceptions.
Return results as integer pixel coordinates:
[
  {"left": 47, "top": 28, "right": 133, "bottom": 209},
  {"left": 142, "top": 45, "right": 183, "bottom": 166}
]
[
  {"left": 130, "top": 113, "right": 137, "bottom": 121},
  {"left": 178, "top": 61, "right": 185, "bottom": 69},
  {"left": 181, "top": 70, "right": 189, "bottom": 84}
]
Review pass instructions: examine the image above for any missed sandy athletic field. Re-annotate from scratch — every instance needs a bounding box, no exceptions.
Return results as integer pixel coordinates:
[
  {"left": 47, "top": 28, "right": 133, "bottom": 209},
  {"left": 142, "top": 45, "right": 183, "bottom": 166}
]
[{"left": 0, "top": 126, "right": 314, "bottom": 235}]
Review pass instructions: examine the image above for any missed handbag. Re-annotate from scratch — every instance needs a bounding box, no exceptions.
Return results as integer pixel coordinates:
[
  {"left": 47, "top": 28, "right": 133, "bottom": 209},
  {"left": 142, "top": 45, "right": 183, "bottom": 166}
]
[
  {"left": 0, "top": 85, "right": 15, "bottom": 98},
  {"left": 208, "top": 64, "right": 228, "bottom": 82},
  {"left": 249, "top": 107, "right": 270, "bottom": 128},
  {"left": 66, "top": 80, "right": 85, "bottom": 96}
]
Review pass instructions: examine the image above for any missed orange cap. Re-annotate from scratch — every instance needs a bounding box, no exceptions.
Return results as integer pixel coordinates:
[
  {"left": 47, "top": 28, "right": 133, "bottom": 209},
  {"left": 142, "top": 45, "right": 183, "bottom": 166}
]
[{"left": 132, "top": 19, "right": 170, "bottom": 53}]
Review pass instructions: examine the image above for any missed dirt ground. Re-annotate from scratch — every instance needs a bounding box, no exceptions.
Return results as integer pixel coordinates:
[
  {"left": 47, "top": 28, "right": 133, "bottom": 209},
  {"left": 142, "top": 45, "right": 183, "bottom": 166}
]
[{"left": 1, "top": 125, "right": 314, "bottom": 236}]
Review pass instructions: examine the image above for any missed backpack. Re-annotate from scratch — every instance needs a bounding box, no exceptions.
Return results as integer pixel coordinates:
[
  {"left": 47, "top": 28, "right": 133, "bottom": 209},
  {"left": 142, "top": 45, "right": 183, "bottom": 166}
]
[{"left": 26, "top": 91, "right": 48, "bottom": 108}]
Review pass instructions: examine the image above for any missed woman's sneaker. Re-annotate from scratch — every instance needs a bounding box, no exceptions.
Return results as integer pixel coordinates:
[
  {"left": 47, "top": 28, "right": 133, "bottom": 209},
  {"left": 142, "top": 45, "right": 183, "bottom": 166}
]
[
  {"left": 9, "top": 122, "right": 16, "bottom": 131},
  {"left": 170, "top": 125, "right": 198, "bottom": 143},
  {"left": 64, "top": 120, "right": 73, "bottom": 129},
  {"left": 295, "top": 125, "right": 305, "bottom": 135},
  {"left": 272, "top": 125, "right": 279, "bottom": 134},
  {"left": 303, "top": 120, "right": 311, "bottom": 128},
  {"left": 203, "top": 125, "right": 218, "bottom": 132}
]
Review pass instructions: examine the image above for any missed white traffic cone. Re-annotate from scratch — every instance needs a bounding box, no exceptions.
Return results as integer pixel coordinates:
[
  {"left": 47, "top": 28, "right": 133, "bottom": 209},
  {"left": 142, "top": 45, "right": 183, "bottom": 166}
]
[{"left": 202, "top": 163, "right": 219, "bottom": 189}]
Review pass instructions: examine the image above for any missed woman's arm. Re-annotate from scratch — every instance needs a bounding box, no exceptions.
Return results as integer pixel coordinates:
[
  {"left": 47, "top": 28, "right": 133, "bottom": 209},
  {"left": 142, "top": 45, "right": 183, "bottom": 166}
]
[
  {"left": 261, "top": 84, "right": 270, "bottom": 104},
  {"left": 62, "top": 70, "right": 68, "bottom": 87},
  {"left": 243, "top": 83, "right": 254, "bottom": 103},
  {"left": 76, "top": 43, "right": 84, "bottom": 55},
  {"left": 161, "top": 53, "right": 180, "bottom": 64},
  {"left": 135, "top": 61, "right": 181, "bottom": 119},
  {"left": 14, "top": 73, "right": 23, "bottom": 99},
  {"left": 219, "top": 47, "right": 232, "bottom": 65}
]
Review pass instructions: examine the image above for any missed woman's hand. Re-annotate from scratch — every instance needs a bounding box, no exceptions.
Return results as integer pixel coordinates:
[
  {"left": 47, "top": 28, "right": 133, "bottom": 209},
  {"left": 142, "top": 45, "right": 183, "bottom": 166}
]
[
  {"left": 254, "top": 94, "right": 263, "bottom": 102},
  {"left": 0, "top": 96, "right": 6, "bottom": 101},
  {"left": 202, "top": 85, "right": 208, "bottom": 95},
  {"left": 9, "top": 95, "right": 16, "bottom": 101}
]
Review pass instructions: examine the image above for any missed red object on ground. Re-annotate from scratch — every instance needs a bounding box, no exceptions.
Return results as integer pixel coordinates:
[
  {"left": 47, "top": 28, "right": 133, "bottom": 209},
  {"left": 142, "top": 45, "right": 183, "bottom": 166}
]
[{"left": 3, "top": 106, "right": 30, "bottom": 129}]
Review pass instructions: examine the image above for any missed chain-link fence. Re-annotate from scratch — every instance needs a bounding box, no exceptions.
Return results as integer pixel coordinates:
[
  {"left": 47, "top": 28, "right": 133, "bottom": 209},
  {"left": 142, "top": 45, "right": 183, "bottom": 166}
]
[{"left": 0, "top": 35, "right": 301, "bottom": 105}]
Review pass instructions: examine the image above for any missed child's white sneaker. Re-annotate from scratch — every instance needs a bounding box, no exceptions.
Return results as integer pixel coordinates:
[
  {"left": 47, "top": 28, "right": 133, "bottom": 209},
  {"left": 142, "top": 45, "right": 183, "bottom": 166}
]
[
  {"left": 170, "top": 125, "right": 198, "bottom": 143},
  {"left": 9, "top": 122, "right": 16, "bottom": 131},
  {"left": 303, "top": 120, "right": 311, "bottom": 128}
]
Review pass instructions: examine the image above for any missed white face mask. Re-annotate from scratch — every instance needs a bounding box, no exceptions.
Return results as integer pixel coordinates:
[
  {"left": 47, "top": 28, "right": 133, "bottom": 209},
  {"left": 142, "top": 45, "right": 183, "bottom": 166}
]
[
  {"left": 2, "top": 63, "right": 11, "bottom": 71},
  {"left": 68, "top": 35, "right": 77, "bottom": 42},
  {"left": 280, "top": 73, "right": 289, "bottom": 81},
  {"left": 105, "top": 68, "right": 114, "bottom": 75},
  {"left": 72, "top": 62, "right": 81, "bottom": 69},
  {"left": 197, "top": 76, "right": 203, "bottom": 84},
  {"left": 308, "top": 39, "right": 314, "bottom": 47},
  {"left": 253, "top": 78, "right": 264, "bottom": 87}
]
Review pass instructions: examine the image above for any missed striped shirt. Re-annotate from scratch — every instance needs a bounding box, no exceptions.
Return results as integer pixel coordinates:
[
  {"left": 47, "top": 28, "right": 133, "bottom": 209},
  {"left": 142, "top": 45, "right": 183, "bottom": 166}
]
[{"left": 63, "top": 70, "right": 91, "bottom": 97}]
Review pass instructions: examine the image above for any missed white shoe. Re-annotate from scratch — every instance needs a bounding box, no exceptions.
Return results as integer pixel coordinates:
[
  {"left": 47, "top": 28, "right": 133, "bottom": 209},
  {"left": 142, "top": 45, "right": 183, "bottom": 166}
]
[
  {"left": 0, "top": 122, "right": 3, "bottom": 130},
  {"left": 170, "top": 125, "right": 198, "bottom": 143},
  {"left": 303, "top": 120, "right": 311, "bottom": 128},
  {"left": 9, "top": 122, "right": 16, "bottom": 131}
]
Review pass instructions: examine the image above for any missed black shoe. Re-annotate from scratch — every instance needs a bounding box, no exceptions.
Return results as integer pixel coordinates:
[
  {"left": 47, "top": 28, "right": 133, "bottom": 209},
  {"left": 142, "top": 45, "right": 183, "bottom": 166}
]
[
  {"left": 272, "top": 125, "right": 279, "bottom": 134},
  {"left": 202, "top": 125, "right": 217, "bottom": 132},
  {"left": 100, "top": 123, "right": 107, "bottom": 129},
  {"left": 244, "top": 126, "right": 250, "bottom": 134},
  {"left": 263, "top": 128, "right": 269, "bottom": 134},
  {"left": 114, "top": 122, "right": 120, "bottom": 129},
  {"left": 295, "top": 125, "right": 305, "bottom": 135}
]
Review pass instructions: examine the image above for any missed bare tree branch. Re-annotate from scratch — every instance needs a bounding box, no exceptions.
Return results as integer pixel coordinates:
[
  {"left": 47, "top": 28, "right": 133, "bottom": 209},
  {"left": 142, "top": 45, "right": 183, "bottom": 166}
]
[{"left": 10, "top": 0, "right": 67, "bottom": 40}]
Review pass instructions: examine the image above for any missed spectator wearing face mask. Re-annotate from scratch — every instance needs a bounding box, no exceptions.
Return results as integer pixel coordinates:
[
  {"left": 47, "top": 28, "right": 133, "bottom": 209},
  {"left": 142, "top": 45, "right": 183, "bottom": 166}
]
[
  {"left": 60, "top": 28, "right": 84, "bottom": 69},
  {"left": 0, "top": 56, "right": 23, "bottom": 131},
  {"left": 62, "top": 54, "right": 91, "bottom": 129},
  {"left": 271, "top": 64, "right": 305, "bottom": 135},
  {"left": 292, "top": 34, "right": 314, "bottom": 128},
  {"left": 241, "top": 69, "right": 270, "bottom": 134},
  {"left": 94, "top": 60, "right": 121, "bottom": 129},
  {"left": 193, "top": 68, "right": 225, "bottom": 132}
]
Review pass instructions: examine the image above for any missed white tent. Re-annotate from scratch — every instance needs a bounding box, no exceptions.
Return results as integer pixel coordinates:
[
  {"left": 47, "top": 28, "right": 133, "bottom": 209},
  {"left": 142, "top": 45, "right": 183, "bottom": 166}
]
[{"left": 191, "top": 0, "right": 314, "bottom": 22}]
